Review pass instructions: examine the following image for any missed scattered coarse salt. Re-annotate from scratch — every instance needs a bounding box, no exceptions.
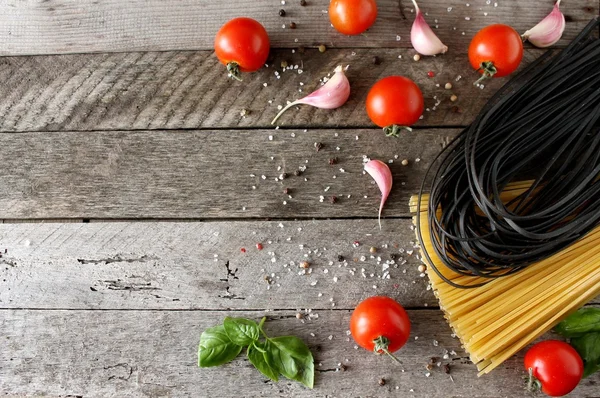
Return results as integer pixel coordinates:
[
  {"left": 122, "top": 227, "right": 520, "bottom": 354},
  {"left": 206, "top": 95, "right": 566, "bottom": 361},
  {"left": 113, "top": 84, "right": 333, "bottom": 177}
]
[
  {"left": 268, "top": 135, "right": 273, "bottom": 141},
  {"left": 396, "top": 35, "right": 401, "bottom": 41}
]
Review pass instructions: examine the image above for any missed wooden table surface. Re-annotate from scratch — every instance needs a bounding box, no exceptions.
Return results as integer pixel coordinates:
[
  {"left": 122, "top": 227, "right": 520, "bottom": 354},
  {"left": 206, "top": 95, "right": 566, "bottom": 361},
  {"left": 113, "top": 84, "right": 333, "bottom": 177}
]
[{"left": 1, "top": 1, "right": 599, "bottom": 397}]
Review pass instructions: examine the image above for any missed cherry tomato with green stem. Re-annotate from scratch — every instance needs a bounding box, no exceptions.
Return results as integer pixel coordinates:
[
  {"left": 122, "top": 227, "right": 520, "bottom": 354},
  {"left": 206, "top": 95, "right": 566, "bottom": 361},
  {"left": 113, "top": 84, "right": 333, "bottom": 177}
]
[
  {"left": 366, "top": 76, "right": 424, "bottom": 137},
  {"left": 468, "top": 24, "right": 523, "bottom": 85},
  {"left": 524, "top": 340, "right": 583, "bottom": 397},
  {"left": 329, "top": 0, "right": 378, "bottom": 36},
  {"left": 214, "top": 17, "right": 270, "bottom": 81},
  {"left": 350, "top": 296, "right": 411, "bottom": 362}
]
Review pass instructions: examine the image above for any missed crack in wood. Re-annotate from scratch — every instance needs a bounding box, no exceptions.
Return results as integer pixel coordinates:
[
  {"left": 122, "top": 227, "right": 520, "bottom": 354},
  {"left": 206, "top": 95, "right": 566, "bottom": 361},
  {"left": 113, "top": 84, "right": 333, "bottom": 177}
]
[
  {"left": 103, "top": 362, "right": 134, "bottom": 381},
  {"left": 218, "top": 261, "right": 245, "bottom": 300},
  {"left": 99, "top": 279, "right": 161, "bottom": 291},
  {"left": 77, "top": 255, "right": 157, "bottom": 265},
  {"left": 221, "top": 261, "right": 238, "bottom": 281},
  {"left": 0, "top": 258, "right": 17, "bottom": 267},
  {"left": 398, "top": 0, "right": 407, "bottom": 20}
]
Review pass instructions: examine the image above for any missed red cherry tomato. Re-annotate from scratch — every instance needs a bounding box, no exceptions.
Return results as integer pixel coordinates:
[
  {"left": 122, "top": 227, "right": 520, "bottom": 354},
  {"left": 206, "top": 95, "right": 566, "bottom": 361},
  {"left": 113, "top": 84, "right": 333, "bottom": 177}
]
[
  {"left": 214, "top": 17, "right": 270, "bottom": 80},
  {"left": 366, "top": 76, "right": 424, "bottom": 136},
  {"left": 468, "top": 24, "right": 523, "bottom": 83},
  {"left": 524, "top": 340, "right": 583, "bottom": 397},
  {"left": 329, "top": 0, "right": 377, "bottom": 36},
  {"left": 350, "top": 296, "right": 411, "bottom": 360}
]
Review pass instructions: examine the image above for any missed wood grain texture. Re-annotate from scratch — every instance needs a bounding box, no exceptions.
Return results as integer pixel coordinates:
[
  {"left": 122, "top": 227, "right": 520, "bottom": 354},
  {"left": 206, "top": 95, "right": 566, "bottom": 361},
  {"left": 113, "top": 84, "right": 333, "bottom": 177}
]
[
  {"left": 0, "top": 220, "right": 438, "bottom": 310},
  {"left": 2, "top": 309, "right": 599, "bottom": 398},
  {"left": 0, "top": 0, "right": 596, "bottom": 55},
  {"left": 0, "top": 49, "right": 546, "bottom": 132},
  {"left": 0, "top": 128, "right": 458, "bottom": 219}
]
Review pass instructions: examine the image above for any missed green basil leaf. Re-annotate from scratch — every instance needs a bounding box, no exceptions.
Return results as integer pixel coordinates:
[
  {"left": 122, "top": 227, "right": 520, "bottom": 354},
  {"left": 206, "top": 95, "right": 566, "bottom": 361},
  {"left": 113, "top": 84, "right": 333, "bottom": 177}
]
[
  {"left": 570, "top": 333, "right": 600, "bottom": 364},
  {"left": 267, "top": 336, "right": 314, "bottom": 389},
  {"left": 198, "top": 325, "right": 243, "bottom": 367},
  {"left": 223, "top": 317, "right": 260, "bottom": 346},
  {"left": 247, "top": 342, "right": 279, "bottom": 382},
  {"left": 583, "top": 361, "right": 600, "bottom": 379},
  {"left": 555, "top": 308, "right": 600, "bottom": 337}
]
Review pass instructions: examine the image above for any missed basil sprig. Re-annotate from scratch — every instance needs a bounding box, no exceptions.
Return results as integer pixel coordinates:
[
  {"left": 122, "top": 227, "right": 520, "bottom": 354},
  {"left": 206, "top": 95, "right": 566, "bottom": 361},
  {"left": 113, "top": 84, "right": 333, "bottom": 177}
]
[
  {"left": 555, "top": 307, "right": 600, "bottom": 378},
  {"left": 198, "top": 317, "right": 314, "bottom": 389}
]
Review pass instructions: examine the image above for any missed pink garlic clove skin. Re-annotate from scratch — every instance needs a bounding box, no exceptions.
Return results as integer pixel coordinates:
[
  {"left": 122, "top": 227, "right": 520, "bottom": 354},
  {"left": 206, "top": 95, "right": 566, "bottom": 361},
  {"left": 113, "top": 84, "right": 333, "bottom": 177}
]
[
  {"left": 364, "top": 159, "right": 393, "bottom": 229},
  {"left": 522, "top": 0, "right": 565, "bottom": 48},
  {"left": 271, "top": 65, "right": 351, "bottom": 124},
  {"left": 410, "top": 0, "right": 448, "bottom": 56}
]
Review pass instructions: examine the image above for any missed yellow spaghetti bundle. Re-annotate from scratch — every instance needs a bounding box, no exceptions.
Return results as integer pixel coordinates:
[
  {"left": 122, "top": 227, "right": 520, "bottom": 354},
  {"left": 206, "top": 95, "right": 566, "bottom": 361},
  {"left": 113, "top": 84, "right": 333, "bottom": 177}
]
[{"left": 409, "top": 181, "right": 600, "bottom": 375}]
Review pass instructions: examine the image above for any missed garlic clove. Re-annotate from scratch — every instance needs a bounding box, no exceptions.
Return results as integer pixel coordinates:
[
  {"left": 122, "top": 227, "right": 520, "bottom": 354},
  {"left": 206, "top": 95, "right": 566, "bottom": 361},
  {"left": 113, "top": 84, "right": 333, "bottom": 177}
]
[
  {"left": 364, "top": 159, "right": 393, "bottom": 229},
  {"left": 271, "top": 65, "right": 351, "bottom": 125},
  {"left": 410, "top": 0, "right": 448, "bottom": 56},
  {"left": 522, "top": 0, "right": 565, "bottom": 48}
]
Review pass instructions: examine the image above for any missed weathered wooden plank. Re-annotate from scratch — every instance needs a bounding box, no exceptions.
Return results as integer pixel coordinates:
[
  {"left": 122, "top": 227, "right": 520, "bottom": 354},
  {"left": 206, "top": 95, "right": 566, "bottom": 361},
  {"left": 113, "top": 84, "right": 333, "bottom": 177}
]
[
  {"left": 0, "top": 128, "right": 457, "bottom": 219},
  {"left": 1, "top": 309, "right": 599, "bottom": 397},
  {"left": 2, "top": 221, "right": 598, "bottom": 310},
  {"left": 0, "top": 220, "right": 434, "bottom": 310},
  {"left": 0, "top": 48, "right": 549, "bottom": 132},
  {"left": 0, "top": 0, "right": 596, "bottom": 55}
]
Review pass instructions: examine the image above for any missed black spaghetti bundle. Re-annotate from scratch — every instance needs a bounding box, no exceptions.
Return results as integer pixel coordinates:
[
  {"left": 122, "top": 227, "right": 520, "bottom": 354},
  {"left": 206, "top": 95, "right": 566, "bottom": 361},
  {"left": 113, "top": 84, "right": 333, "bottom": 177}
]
[
  {"left": 417, "top": 17, "right": 600, "bottom": 288},
  {"left": 409, "top": 18, "right": 600, "bottom": 375}
]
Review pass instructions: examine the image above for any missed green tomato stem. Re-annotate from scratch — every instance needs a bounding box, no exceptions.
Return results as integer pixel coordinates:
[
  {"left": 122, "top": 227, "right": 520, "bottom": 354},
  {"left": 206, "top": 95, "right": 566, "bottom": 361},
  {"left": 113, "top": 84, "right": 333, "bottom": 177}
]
[
  {"left": 384, "top": 125, "right": 413, "bottom": 137},
  {"left": 227, "top": 62, "right": 243, "bottom": 81},
  {"left": 373, "top": 336, "right": 402, "bottom": 364},
  {"left": 526, "top": 367, "right": 542, "bottom": 392},
  {"left": 473, "top": 61, "right": 497, "bottom": 86}
]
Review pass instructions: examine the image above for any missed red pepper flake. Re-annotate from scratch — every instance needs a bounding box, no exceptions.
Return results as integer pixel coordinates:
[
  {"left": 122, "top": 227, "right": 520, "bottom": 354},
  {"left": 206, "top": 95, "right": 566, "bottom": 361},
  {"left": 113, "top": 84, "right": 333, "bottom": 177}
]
[
  {"left": 240, "top": 248, "right": 247, "bottom": 253},
  {"left": 256, "top": 243, "right": 264, "bottom": 250},
  {"left": 353, "top": 240, "right": 360, "bottom": 246},
  {"left": 393, "top": 284, "right": 399, "bottom": 289},
  {"left": 427, "top": 71, "right": 435, "bottom": 78}
]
